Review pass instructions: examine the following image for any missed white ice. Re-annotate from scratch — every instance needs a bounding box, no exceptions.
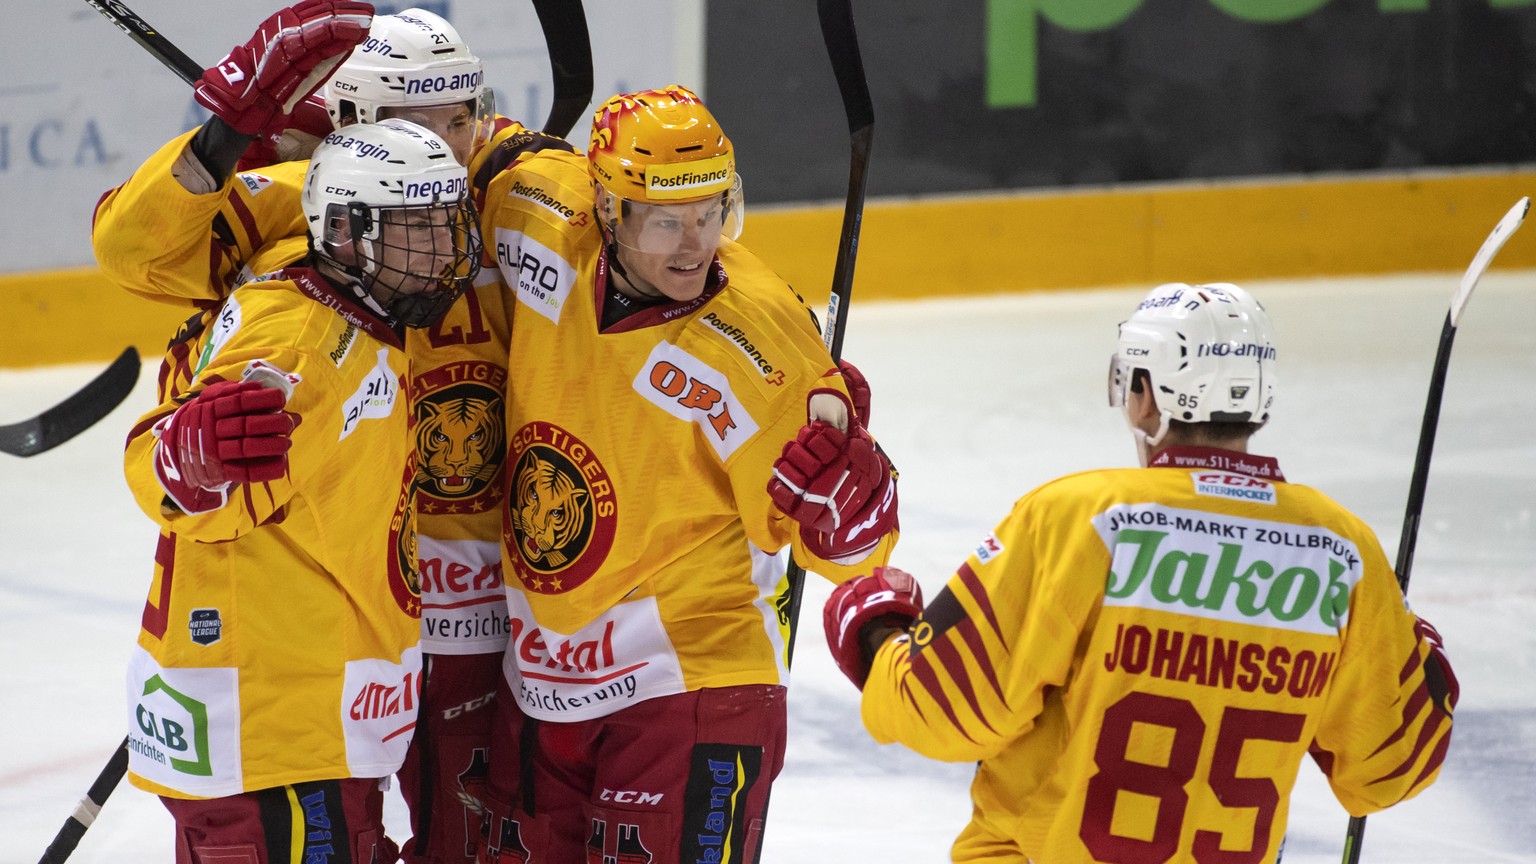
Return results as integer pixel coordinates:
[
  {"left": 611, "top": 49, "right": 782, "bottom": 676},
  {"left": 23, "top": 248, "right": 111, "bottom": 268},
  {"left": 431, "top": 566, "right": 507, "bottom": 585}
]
[{"left": 2, "top": 273, "right": 1533, "bottom": 863}]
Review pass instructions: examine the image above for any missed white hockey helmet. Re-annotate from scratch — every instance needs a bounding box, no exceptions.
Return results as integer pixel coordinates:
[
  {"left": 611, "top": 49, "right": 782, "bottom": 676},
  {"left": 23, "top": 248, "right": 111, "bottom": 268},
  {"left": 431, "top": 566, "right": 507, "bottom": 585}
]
[
  {"left": 302, "top": 119, "right": 482, "bottom": 328},
  {"left": 324, "top": 9, "right": 486, "bottom": 126},
  {"left": 1109, "top": 282, "right": 1277, "bottom": 441}
]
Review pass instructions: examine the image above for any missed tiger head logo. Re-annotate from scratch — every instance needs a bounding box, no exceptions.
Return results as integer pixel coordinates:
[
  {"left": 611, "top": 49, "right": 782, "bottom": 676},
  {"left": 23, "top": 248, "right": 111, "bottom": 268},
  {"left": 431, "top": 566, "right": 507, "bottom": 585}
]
[
  {"left": 415, "top": 387, "right": 505, "bottom": 502},
  {"left": 511, "top": 453, "right": 590, "bottom": 570},
  {"left": 502, "top": 421, "right": 616, "bottom": 594}
]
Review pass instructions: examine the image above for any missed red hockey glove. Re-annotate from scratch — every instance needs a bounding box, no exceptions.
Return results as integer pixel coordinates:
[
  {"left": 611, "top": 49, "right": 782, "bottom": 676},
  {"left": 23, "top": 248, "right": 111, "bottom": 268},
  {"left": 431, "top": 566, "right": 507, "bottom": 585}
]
[
  {"left": 195, "top": 0, "right": 374, "bottom": 136},
  {"left": 238, "top": 93, "right": 335, "bottom": 170},
  {"left": 768, "top": 421, "right": 898, "bottom": 562},
  {"left": 1415, "top": 617, "right": 1460, "bottom": 717},
  {"left": 823, "top": 567, "right": 924, "bottom": 689},
  {"left": 838, "top": 359, "right": 871, "bottom": 426},
  {"left": 153, "top": 380, "right": 295, "bottom": 514}
]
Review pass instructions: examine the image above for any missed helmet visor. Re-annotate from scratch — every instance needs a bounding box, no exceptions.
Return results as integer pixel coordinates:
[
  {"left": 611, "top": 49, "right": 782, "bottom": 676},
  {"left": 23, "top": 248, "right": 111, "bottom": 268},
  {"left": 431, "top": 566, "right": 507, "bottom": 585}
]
[
  {"left": 611, "top": 175, "right": 745, "bottom": 255},
  {"left": 377, "top": 97, "right": 489, "bottom": 164},
  {"left": 1108, "top": 353, "right": 1131, "bottom": 408}
]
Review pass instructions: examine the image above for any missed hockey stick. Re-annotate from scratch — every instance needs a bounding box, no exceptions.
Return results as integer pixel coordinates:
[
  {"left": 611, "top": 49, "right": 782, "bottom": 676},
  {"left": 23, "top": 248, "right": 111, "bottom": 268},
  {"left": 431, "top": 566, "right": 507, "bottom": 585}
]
[
  {"left": 1339, "top": 195, "right": 1529, "bottom": 864},
  {"left": 81, "top": 0, "right": 200, "bottom": 84},
  {"left": 529, "top": 0, "right": 594, "bottom": 138},
  {"left": 782, "top": 0, "right": 875, "bottom": 667},
  {"left": 36, "top": 737, "right": 130, "bottom": 864},
  {"left": 0, "top": 348, "right": 141, "bottom": 458}
]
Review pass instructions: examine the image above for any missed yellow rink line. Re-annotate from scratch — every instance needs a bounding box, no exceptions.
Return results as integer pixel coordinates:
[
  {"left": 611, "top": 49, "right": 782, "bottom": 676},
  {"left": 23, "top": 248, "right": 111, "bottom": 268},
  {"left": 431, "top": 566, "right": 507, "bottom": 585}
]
[{"left": 3, "top": 168, "right": 1533, "bottom": 368}]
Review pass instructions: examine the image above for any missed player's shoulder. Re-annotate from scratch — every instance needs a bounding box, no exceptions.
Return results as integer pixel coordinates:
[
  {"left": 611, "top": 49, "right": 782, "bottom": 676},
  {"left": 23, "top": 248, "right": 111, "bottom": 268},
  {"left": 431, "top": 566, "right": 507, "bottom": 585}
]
[
  {"left": 483, "top": 149, "right": 592, "bottom": 230},
  {"left": 231, "top": 159, "right": 308, "bottom": 197},
  {"left": 714, "top": 243, "right": 822, "bottom": 334},
  {"left": 472, "top": 120, "right": 577, "bottom": 193}
]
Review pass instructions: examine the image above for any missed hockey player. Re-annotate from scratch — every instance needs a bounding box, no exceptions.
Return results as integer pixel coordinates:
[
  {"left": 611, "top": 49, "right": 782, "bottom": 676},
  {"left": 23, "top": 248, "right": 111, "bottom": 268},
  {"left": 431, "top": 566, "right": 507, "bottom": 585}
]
[
  {"left": 469, "top": 85, "right": 901, "bottom": 863},
  {"left": 822, "top": 282, "right": 1460, "bottom": 863},
  {"left": 122, "top": 118, "right": 481, "bottom": 864},
  {"left": 91, "top": 5, "right": 570, "bottom": 861}
]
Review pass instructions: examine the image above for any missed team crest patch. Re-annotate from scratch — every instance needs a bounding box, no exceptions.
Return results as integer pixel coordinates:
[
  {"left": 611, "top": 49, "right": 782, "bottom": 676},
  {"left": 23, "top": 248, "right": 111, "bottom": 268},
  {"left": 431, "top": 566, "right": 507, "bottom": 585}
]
[
  {"left": 975, "top": 533, "right": 1004, "bottom": 564},
  {"left": 387, "top": 460, "right": 423, "bottom": 618},
  {"left": 503, "top": 421, "right": 616, "bottom": 594},
  {"left": 412, "top": 361, "right": 507, "bottom": 515}
]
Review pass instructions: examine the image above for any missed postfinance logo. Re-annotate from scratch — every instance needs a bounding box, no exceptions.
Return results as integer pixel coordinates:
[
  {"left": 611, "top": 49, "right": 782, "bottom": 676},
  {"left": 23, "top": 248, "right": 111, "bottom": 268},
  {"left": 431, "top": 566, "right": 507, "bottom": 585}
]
[
  {"left": 133, "top": 675, "right": 212, "bottom": 777},
  {"left": 985, "top": 0, "right": 1534, "bottom": 108}
]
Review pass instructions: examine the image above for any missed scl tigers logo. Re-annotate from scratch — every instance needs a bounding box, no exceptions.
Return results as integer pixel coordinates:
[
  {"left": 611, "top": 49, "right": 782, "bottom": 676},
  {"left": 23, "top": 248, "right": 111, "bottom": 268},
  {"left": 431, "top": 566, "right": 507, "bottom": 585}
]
[
  {"left": 411, "top": 364, "right": 507, "bottom": 516},
  {"left": 387, "top": 459, "right": 423, "bottom": 618},
  {"left": 512, "top": 453, "right": 590, "bottom": 570},
  {"left": 503, "top": 421, "right": 616, "bottom": 594}
]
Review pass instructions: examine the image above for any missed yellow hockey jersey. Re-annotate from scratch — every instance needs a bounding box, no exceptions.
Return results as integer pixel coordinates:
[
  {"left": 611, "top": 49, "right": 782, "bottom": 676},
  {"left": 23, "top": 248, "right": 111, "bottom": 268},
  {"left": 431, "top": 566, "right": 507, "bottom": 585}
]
[
  {"left": 481, "top": 150, "right": 898, "bottom": 722},
  {"left": 862, "top": 447, "right": 1455, "bottom": 864},
  {"left": 123, "top": 268, "right": 422, "bottom": 799},
  {"left": 94, "top": 120, "right": 569, "bottom": 655}
]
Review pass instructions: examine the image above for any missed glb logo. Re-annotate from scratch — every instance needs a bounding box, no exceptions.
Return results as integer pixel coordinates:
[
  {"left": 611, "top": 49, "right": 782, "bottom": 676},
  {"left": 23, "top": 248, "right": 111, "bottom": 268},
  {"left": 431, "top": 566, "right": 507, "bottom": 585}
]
[{"left": 134, "top": 675, "right": 212, "bottom": 776}]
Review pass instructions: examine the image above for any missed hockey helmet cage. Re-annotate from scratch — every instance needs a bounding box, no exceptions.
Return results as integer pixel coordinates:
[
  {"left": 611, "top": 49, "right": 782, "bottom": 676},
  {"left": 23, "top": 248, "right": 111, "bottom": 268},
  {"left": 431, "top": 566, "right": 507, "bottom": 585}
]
[{"left": 302, "top": 119, "right": 482, "bottom": 327}]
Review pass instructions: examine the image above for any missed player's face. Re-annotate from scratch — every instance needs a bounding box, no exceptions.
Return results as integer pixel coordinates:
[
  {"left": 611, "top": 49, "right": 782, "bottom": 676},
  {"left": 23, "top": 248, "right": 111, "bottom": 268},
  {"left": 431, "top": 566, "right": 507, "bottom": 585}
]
[
  {"left": 368, "top": 206, "right": 461, "bottom": 298},
  {"left": 612, "top": 198, "right": 725, "bottom": 303},
  {"left": 378, "top": 102, "right": 479, "bottom": 164}
]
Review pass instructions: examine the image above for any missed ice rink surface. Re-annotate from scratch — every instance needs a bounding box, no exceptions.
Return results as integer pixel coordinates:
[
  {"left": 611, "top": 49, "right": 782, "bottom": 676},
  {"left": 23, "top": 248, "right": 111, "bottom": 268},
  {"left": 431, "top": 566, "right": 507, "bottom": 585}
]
[{"left": 2, "top": 272, "right": 1533, "bottom": 863}]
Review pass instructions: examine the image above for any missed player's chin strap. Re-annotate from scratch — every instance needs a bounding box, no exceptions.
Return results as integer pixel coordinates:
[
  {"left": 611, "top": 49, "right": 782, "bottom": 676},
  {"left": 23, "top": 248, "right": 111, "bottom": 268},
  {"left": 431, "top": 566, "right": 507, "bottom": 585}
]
[{"left": 1128, "top": 410, "right": 1171, "bottom": 468}]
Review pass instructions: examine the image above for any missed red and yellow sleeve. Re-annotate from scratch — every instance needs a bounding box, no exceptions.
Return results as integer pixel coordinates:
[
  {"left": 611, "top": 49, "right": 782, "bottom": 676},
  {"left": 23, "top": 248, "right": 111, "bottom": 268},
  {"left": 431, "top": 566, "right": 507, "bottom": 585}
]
[
  {"left": 1309, "top": 539, "right": 1459, "bottom": 815},
  {"left": 93, "top": 126, "right": 307, "bottom": 306},
  {"left": 861, "top": 493, "right": 1098, "bottom": 761}
]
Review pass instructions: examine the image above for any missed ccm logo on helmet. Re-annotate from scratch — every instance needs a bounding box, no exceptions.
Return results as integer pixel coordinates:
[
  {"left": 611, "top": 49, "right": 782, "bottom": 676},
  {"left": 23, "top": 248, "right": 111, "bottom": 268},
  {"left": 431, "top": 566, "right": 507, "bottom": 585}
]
[
  {"left": 404, "top": 71, "right": 483, "bottom": 96},
  {"left": 404, "top": 177, "right": 467, "bottom": 200}
]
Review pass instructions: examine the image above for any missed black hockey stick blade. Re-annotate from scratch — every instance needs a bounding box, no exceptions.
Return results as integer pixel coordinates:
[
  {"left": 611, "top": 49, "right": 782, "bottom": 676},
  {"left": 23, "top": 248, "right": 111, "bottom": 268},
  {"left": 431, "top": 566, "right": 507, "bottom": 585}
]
[
  {"left": 530, "top": 0, "right": 594, "bottom": 138},
  {"left": 37, "top": 737, "right": 130, "bottom": 864},
  {"left": 81, "top": 0, "right": 201, "bottom": 85},
  {"left": 1341, "top": 196, "right": 1528, "bottom": 864},
  {"left": 0, "top": 348, "right": 141, "bottom": 458}
]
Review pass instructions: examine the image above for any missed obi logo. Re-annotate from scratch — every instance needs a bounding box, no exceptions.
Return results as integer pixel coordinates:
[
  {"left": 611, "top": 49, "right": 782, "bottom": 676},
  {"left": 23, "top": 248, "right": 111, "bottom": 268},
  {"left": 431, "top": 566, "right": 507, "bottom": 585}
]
[
  {"left": 188, "top": 609, "right": 222, "bottom": 646},
  {"left": 633, "top": 343, "right": 759, "bottom": 461},
  {"left": 133, "top": 675, "right": 212, "bottom": 776}
]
